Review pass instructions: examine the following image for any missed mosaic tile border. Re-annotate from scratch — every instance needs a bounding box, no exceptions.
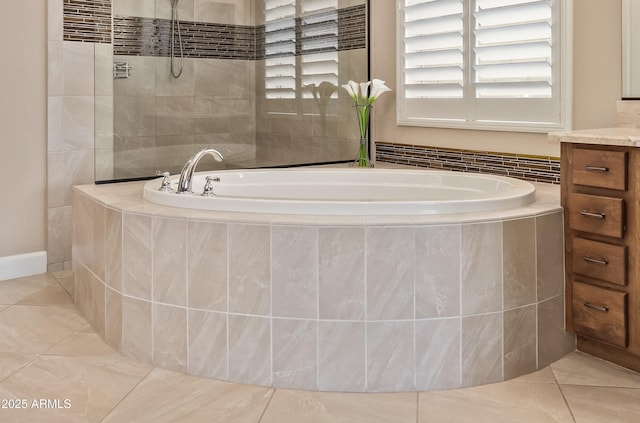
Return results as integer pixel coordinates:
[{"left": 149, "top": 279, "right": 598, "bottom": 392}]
[
  {"left": 376, "top": 142, "right": 561, "bottom": 184},
  {"left": 112, "top": 5, "right": 366, "bottom": 59},
  {"left": 63, "top": 0, "right": 112, "bottom": 43}
]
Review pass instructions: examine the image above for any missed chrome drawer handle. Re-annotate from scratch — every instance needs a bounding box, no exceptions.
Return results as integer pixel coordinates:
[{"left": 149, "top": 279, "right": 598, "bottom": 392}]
[
  {"left": 584, "top": 166, "right": 609, "bottom": 172},
  {"left": 584, "top": 302, "right": 609, "bottom": 312},
  {"left": 580, "top": 210, "right": 605, "bottom": 219},
  {"left": 583, "top": 256, "right": 608, "bottom": 265}
]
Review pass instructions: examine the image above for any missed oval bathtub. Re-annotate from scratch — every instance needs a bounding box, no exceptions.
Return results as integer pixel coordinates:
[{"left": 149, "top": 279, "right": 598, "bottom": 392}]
[
  {"left": 72, "top": 168, "right": 574, "bottom": 393},
  {"left": 142, "top": 168, "right": 536, "bottom": 215}
]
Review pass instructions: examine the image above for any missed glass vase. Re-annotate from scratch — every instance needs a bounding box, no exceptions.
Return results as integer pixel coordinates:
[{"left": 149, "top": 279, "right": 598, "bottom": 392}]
[{"left": 353, "top": 104, "right": 374, "bottom": 168}]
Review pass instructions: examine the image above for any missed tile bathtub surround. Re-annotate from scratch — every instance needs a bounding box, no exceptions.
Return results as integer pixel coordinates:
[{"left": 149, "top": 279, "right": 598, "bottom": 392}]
[
  {"left": 5, "top": 273, "right": 640, "bottom": 421},
  {"left": 376, "top": 142, "right": 561, "bottom": 184},
  {"left": 71, "top": 182, "right": 574, "bottom": 392}
]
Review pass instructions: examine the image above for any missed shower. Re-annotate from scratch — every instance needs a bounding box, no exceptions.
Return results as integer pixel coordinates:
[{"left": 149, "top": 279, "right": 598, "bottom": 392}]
[
  {"left": 170, "top": 0, "right": 183, "bottom": 78},
  {"left": 99, "top": 0, "right": 369, "bottom": 182}
]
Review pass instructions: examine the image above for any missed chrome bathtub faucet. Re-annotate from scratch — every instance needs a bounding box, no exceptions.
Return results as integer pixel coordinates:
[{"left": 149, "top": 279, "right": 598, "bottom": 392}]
[{"left": 176, "top": 148, "right": 224, "bottom": 194}]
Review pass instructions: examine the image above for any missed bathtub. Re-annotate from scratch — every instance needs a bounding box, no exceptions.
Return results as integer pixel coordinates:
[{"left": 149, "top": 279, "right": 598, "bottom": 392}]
[
  {"left": 142, "top": 168, "right": 537, "bottom": 215},
  {"left": 72, "top": 167, "right": 574, "bottom": 393}
]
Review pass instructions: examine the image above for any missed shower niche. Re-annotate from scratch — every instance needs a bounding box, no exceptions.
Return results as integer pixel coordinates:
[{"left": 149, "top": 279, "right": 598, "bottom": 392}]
[{"left": 95, "top": 0, "right": 369, "bottom": 182}]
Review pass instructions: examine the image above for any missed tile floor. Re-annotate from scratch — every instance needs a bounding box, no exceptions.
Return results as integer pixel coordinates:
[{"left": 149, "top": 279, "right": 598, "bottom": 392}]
[{"left": 0, "top": 272, "right": 639, "bottom": 422}]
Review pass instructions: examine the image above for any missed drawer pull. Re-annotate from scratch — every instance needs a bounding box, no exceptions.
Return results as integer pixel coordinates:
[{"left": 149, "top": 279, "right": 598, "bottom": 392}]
[
  {"left": 579, "top": 210, "right": 606, "bottom": 219},
  {"left": 583, "top": 256, "right": 608, "bottom": 265},
  {"left": 584, "top": 302, "right": 609, "bottom": 312},
  {"left": 584, "top": 165, "right": 609, "bottom": 172}
]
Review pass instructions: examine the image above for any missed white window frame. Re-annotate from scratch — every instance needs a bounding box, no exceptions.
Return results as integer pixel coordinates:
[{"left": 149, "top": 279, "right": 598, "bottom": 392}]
[{"left": 396, "top": 0, "right": 573, "bottom": 133}]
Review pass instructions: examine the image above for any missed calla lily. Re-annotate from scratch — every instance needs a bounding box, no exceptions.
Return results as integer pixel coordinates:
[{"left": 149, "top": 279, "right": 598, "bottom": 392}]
[
  {"left": 367, "top": 79, "right": 391, "bottom": 104},
  {"left": 359, "top": 81, "right": 371, "bottom": 104},
  {"left": 341, "top": 80, "right": 360, "bottom": 102}
]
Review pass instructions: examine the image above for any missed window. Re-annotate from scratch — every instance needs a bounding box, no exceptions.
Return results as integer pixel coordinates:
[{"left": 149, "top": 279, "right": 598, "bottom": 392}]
[
  {"left": 264, "top": 0, "right": 339, "bottom": 103},
  {"left": 397, "top": 0, "right": 572, "bottom": 132}
]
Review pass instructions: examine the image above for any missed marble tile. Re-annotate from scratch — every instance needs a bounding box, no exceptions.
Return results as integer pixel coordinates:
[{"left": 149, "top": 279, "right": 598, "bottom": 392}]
[
  {"left": 73, "top": 192, "right": 94, "bottom": 270},
  {"left": 105, "top": 289, "right": 123, "bottom": 351},
  {"left": 0, "top": 354, "right": 151, "bottom": 423},
  {"left": 48, "top": 41, "right": 63, "bottom": 96},
  {"left": 415, "top": 225, "right": 460, "bottom": 318},
  {"left": 0, "top": 305, "right": 88, "bottom": 354},
  {"left": 228, "top": 224, "right": 270, "bottom": 315},
  {"left": 94, "top": 43, "right": 113, "bottom": 97},
  {"left": 366, "top": 227, "right": 414, "bottom": 320},
  {"left": 367, "top": 321, "right": 414, "bottom": 391},
  {"left": 511, "top": 366, "right": 557, "bottom": 384},
  {"left": 272, "top": 318, "right": 317, "bottom": 390},
  {"left": 415, "top": 318, "right": 461, "bottom": 390},
  {"left": 461, "top": 222, "right": 503, "bottom": 315},
  {"left": 74, "top": 264, "right": 93, "bottom": 321},
  {"left": 105, "top": 207, "right": 123, "bottom": 291},
  {"left": 95, "top": 95, "right": 114, "bottom": 149},
  {"left": 0, "top": 353, "right": 36, "bottom": 382},
  {"left": 272, "top": 226, "right": 318, "bottom": 319},
  {"left": 461, "top": 312, "right": 503, "bottom": 386},
  {"left": 91, "top": 274, "right": 106, "bottom": 338},
  {"left": 102, "top": 368, "right": 272, "bottom": 423},
  {"left": 156, "top": 58, "right": 196, "bottom": 97},
  {"left": 551, "top": 352, "right": 640, "bottom": 388},
  {"left": 113, "top": 96, "right": 157, "bottom": 137},
  {"left": 121, "top": 296, "right": 152, "bottom": 364},
  {"left": 195, "top": 0, "right": 236, "bottom": 24},
  {"left": 113, "top": 55, "right": 157, "bottom": 97},
  {"left": 560, "top": 385, "right": 640, "bottom": 422},
  {"left": 262, "top": 389, "right": 417, "bottom": 423},
  {"left": 63, "top": 41, "right": 94, "bottom": 96},
  {"left": 187, "top": 221, "right": 227, "bottom": 311},
  {"left": 538, "top": 295, "right": 575, "bottom": 368},
  {"left": 536, "top": 212, "right": 565, "bottom": 301},
  {"left": 194, "top": 59, "right": 234, "bottom": 97},
  {"left": 112, "top": 0, "right": 156, "bottom": 18},
  {"left": 503, "top": 305, "right": 537, "bottom": 380},
  {"left": 228, "top": 315, "right": 271, "bottom": 386},
  {"left": 418, "top": 381, "right": 574, "bottom": 423},
  {"left": 318, "top": 321, "right": 365, "bottom": 392},
  {"left": 63, "top": 96, "right": 95, "bottom": 150},
  {"left": 93, "top": 201, "right": 106, "bottom": 281},
  {"left": 122, "top": 213, "right": 152, "bottom": 300},
  {"left": 153, "top": 304, "right": 187, "bottom": 372},
  {"left": 48, "top": 0, "right": 63, "bottom": 41},
  {"left": 188, "top": 310, "right": 227, "bottom": 379},
  {"left": 18, "top": 283, "right": 74, "bottom": 308},
  {"left": 45, "top": 333, "right": 118, "bottom": 357},
  {"left": 153, "top": 217, "right": 187, "bottom": 306},
  {"left": 318, "top": 227, "right": 365, "bottom": 320},
  {"left": 156, "top": 0, "right": 195, "bottom": 21},
  {"left": 503, "top": 218, "right": 536, "bottom": 309},
  {"left": 0, "top": 273, "right": 57, "bottom": 305}
]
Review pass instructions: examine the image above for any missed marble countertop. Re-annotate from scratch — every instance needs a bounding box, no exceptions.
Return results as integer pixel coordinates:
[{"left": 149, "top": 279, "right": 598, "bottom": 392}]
[{"left": 549, "top": 127, "right": 640, "bottom": 147}]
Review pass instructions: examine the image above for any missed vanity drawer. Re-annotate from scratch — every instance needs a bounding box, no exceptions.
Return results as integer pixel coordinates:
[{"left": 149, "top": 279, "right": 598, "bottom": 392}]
[
  {"left": 572, "top": 238, "right": 627, "bottom": 286},
  {"left": 572, "top": 282, "right": 627, "bottom": 347},
  {"left": 568, "top": 193, "right": 624, "bottom": 238},
  {"left": 572, "top": 149, "right": 627, "bottom": 190}
]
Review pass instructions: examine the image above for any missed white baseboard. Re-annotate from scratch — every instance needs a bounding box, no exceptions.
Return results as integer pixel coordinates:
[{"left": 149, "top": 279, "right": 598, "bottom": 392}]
[{"left": 0, "top": 251, "right": 48, "bottom": 282}]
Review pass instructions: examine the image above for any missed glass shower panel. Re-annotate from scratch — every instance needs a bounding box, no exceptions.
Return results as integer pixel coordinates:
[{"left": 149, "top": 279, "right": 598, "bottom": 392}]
[{"left": 95, "top": 0, "right": 368, "bottom": 182}]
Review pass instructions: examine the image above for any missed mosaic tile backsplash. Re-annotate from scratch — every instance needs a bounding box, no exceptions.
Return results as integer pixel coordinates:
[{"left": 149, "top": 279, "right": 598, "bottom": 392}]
[
  {"left": 63, "top": 0, "right": 112, "bottom": 43},
  {"left": 376, "top": 142, "right": 561, "bottom": 184}
]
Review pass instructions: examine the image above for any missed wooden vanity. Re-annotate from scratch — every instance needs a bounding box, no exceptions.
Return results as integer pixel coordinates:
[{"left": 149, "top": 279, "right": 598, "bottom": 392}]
[{"left": 554, "top": 128, "right": 640, "bottom": 371}]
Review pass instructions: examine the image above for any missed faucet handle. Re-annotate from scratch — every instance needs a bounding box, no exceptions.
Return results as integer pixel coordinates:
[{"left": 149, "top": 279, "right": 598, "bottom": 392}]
[
  {"left": 155, "top": 171, "right": 173, "bottom": 192},
  {"left": 202, "top": 176, "right": 220, "bottom": 197}
]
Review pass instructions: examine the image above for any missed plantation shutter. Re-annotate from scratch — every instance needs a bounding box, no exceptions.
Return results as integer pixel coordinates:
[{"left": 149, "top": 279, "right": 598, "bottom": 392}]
[
  {"left": 398, "top": 0, "right": 569, "bottom": 132},
  {"left": 265, "top": 0, "right": 296, "bottom": 99}
]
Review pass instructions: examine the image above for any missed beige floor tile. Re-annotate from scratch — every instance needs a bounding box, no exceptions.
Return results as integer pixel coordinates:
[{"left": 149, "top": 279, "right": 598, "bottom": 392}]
[
  {"left": 551, "top": 351, "right": 640, "bottom": 388},
  {"left": 0, "top": 352, "right": 36, "bottom": 381},
  {"left": 561, "top": 385, "right": 640, "bottom": 423},
  {"left": 101, "top": 368, "right": 273, "bottom": 423},
  {"left": 0, "top": 354, "right": 152, "bottom": 423},
  {"left": 0, "top": 305, "right": 7, "bottom": 313},
  {"left": 0, "top": 305, "right": 90, "bottom": 354},
  {"left": 18, "top": 283, "right": 74, "bottom": 307},
  {"left": 418, "top": 381, "right": 574, "bottom": 423},
  {"left": 0, "top": 274, "right": 57, "bottom": 305},
  {"left": 261, "top": 389, "right": 417, "bottom": 423},
  {"left": 45, "top": 332, "right": 119, "bottom": 357},
  {"left": 510, "top": 366, "right": 557, "bottom": 384}
]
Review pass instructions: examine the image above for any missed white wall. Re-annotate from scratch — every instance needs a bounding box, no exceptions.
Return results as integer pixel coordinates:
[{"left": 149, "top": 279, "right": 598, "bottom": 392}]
[
  {"left": 0, "top": 0, "right": 47, "bottom": 259},
  {"left": 370, "top": 0, "right": 622, "bottom": 158}
]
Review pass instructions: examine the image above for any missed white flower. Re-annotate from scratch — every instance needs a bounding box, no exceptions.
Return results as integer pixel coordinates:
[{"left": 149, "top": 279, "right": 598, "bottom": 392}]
[
  {"left": 367, "top": 79, "right": 391, "bottom": 104},
  {"left": 359, "top": 81, "right": 371, "bottom": 104},
  {"left": 341, "top": 80, "right": 360, "bottom": 102}
]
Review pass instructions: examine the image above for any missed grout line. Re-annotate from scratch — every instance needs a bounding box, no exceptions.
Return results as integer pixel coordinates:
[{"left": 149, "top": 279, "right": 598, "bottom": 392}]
[
  {"left": 98, "top": 366, "right": 155, "bottom": 423},
  {"left": 257, "top": 388, "right": 277, "bottom": 423}
]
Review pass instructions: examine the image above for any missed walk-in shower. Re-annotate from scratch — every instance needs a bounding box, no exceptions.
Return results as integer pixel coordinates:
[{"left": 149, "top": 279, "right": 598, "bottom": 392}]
[{"left": 96, "top": 0, "right": 370, "bottom": 182}]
